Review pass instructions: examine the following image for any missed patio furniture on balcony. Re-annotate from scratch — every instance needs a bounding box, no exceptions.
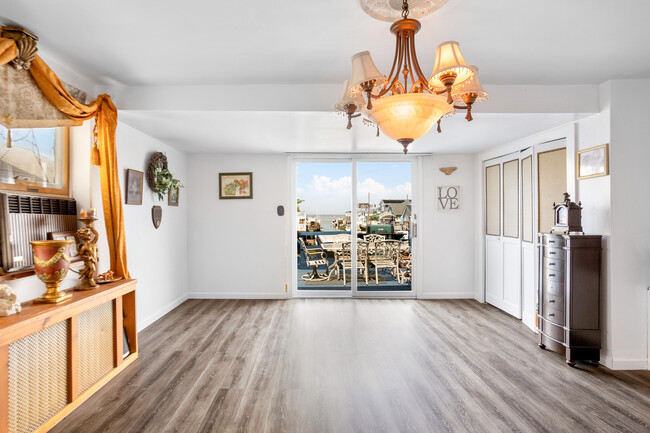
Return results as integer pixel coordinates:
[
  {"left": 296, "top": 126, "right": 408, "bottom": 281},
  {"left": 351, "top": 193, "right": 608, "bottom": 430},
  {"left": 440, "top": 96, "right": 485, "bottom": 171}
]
[
  {"left": 299, "top": 238, "right": 329, "bottom": 281},
  {"left": 340, "top": 241, "right": 369, "bottom": 285},
  {"left": 369, "top": 241, "right": 401, "bottom": 284}
]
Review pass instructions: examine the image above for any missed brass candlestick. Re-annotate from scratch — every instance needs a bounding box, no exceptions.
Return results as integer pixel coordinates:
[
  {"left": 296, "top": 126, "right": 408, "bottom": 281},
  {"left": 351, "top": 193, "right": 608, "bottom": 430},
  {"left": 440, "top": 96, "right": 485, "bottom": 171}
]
[{"left": 73, "top": 217, "right": 99, "bottom": 291}]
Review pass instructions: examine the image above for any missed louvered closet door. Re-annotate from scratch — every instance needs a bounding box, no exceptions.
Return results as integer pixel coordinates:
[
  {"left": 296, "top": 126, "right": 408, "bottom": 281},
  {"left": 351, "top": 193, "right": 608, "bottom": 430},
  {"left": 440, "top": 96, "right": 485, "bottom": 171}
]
[{"left": 485, "top": 152, "right": 522, "bottom": 319}]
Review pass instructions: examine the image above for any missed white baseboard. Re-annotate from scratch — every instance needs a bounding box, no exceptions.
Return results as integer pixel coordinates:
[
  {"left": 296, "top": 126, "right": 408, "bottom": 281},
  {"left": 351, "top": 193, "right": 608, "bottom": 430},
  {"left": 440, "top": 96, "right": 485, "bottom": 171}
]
[
  {"left": 137, "top": 294, "right": 189, "bottom": 332},
  {"left": 607, "top": 357, "right": 648, "bottom": 370},
  {"left": 418, "top": 292, "right": 475, "bottom": 299},
  {"left": 188, "top": 292, "right": 288, "bottom": 300}
]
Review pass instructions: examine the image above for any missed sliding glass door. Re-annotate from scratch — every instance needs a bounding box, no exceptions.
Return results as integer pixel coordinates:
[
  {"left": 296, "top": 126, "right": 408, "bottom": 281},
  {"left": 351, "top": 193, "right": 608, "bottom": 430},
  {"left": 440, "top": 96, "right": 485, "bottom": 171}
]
[{"left": 294, "top": 158, "right": 415, "bottom": 297}]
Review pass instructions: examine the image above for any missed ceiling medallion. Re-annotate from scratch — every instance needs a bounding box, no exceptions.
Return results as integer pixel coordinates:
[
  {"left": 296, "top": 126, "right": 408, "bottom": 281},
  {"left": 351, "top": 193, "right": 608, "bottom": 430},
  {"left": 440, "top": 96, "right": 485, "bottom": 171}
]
[
  {"left": 359, "top": 0, "right": 451, "bottom": 22},
  {"left": 335, "top": 0, "right": 487, "bottom": 154}
]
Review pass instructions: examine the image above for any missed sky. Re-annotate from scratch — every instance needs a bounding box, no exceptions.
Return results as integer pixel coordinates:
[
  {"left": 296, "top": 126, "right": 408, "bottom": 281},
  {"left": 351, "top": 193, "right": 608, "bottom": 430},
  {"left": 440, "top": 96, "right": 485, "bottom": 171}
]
[{"left": 296, "top": 162, "right": 412, "bottom": 215}]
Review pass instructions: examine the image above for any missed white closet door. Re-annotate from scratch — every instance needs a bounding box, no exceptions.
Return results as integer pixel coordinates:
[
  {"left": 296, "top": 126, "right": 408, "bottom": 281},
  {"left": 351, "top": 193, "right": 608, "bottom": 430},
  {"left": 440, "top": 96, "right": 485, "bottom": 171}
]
[
  {"left": 520, "top": 148, "right": 536, "bottom": 329},
  {"left": 485, "top": 163, "right": 503, "bottom": 309},
  {"left": 485, "top": 153, "right": 522, "bottom": 319}
]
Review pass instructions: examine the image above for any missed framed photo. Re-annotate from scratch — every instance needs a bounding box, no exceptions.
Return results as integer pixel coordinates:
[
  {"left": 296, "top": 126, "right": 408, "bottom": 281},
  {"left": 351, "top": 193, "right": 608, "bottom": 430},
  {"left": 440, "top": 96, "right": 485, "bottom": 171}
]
[
  {"left": 219, "top": 172, "right": 253, "bottom": 199},
  {"left": 47, "top": 231, "right": 80, "bottom": 260},
  {"left": 126, "top": 169, "right": 144, "bottom": 205},
  {"left": 577, "top": 144, "right": 609, "bottom": 180},
  {"left": 168, "top": 182, "right": 179, "bottom": 206},
  {"left": 0, "top": 126, "right": 70, "bottom": 196}
]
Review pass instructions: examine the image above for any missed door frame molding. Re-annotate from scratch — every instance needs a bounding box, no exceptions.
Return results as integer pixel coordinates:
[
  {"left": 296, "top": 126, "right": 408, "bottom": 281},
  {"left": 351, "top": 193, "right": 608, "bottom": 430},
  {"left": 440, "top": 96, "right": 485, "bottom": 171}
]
[{"left": 287, "top": 154, "right": 422, "bottom": 299}]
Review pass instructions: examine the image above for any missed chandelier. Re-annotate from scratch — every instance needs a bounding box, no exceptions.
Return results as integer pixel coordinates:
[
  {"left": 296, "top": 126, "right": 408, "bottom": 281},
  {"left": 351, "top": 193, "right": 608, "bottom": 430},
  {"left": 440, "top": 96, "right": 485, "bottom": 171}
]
[{"left": 335, "top": 0, "right": 487, "bottom": 153}]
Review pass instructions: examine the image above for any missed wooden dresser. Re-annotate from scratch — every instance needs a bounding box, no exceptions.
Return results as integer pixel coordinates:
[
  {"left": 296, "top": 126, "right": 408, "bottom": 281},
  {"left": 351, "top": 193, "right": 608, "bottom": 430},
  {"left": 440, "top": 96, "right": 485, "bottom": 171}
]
[
  {"left": 537, "top": 234, "right": 601, "bottom": 366},
  {"left": 0, "top": 279, "right": 137, "bottom": 433}
]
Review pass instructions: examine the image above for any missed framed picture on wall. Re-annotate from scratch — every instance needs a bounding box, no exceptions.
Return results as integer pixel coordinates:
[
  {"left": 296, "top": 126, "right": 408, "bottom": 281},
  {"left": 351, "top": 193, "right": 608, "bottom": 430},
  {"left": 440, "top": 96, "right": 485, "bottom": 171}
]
[
  {"left": 168, "top": 183, "right": 179, "bottom": 206},
  {"left": 126, "top": 169, "right": 144, "bottom": 205},
  {"left": 577, "top": 144, "right": 609, "bottom": 179},
  {"left": 219, "top": 172, "right": 253, "bottom": 199},
  {"left": 47, "top": 230, "right": 80, "bottom": 261}
]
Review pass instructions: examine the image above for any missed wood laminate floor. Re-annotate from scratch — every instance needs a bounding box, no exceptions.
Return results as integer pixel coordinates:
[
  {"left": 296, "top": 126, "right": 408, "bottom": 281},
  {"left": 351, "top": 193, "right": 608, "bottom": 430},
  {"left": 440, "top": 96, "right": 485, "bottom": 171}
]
[{"left": 52, "top": 299, "right": 650, "bottom": 433}]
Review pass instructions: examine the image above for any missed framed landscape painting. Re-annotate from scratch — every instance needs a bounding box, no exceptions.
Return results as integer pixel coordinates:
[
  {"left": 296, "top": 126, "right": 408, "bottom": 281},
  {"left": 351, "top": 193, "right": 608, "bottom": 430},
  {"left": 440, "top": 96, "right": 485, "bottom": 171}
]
[
  {"left": 219, "top": 172, "right": 253, "bottom": 199},
  {"left": 577, "top": 144, "right": 609, "bottom": 180}
]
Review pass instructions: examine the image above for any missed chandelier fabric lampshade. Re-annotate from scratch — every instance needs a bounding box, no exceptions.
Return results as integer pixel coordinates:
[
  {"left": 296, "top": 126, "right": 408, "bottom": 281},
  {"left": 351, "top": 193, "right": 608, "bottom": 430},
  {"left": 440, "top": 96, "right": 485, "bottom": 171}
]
[
  {"left": 349, "top": 51, "right": 385, "bottom": 91},
  {"left": 368, "top": 93, "right": 452, "bottom": 153},
  {"left": 429, "top": 41, "right": 474, "bottom": 90},
  {"left": 334, "top": 80, "right": 366, "bottom": 112},
  {"left": 451, "top": 65, "right": 488, "bottom": 103}
]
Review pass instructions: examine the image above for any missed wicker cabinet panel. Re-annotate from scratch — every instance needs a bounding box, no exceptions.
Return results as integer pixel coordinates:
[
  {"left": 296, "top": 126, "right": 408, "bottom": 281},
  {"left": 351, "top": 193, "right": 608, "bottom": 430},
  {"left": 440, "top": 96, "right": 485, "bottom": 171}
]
[
  {"left": 8, "top": 321, "right": 69, "bottom": 433},
  {"left": 78, "top": 301, "right": 115, "bottom": 394}
]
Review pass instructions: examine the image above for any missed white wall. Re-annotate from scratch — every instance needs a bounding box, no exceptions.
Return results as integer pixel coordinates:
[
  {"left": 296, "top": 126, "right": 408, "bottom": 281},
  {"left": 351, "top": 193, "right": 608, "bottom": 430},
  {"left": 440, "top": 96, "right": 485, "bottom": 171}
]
[
  {"left": 116, "top": 122, "right": 189, "bottom": 330},
  {"left": 7, "top": 121, "right": 189, "bottom": 332},
  {"left": 574, "top": 85, "right": 612, "bottom": 365},
  {"left": 419, "top": 154, "right": 475, "bottom": 298},
  {"left": 186, "top": 154, "right": 288, "bottom": 299},
  {"left": 608, "top": 79, "right": 650, "bottom": 370}
]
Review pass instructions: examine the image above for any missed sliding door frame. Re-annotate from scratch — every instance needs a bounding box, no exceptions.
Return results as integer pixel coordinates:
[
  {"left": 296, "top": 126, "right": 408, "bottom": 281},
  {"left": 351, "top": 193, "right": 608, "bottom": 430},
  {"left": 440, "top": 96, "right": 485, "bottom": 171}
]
[{"left": 288, "top": 154, "right": 422, "bottom": 299}]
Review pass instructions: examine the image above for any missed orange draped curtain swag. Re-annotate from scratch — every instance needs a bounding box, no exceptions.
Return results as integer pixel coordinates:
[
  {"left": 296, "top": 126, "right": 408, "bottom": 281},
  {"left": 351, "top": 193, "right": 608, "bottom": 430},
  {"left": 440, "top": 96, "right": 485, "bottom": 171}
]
[{"left": 0, "top": 38, "right": 130, "bottom": 278}]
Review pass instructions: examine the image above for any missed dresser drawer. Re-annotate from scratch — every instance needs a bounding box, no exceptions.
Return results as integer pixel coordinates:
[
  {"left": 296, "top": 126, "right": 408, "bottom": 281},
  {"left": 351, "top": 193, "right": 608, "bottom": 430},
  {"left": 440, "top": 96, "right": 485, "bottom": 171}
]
[
  {"left": 542, "top": 279, "right": 564, "bottom": 296},
  {"left": 544, "top": 247, "right": 565, "bottom": 261},
  {"left": 540, "top": 319, "right": 565, "bottom": 343},
  {"left": 543, "top": 267, "right": 564, "bottom": 283},
  {"left": 542, "top": 306, "right": 565, "bottom": 326},
  {"left": 543, "top": 236, "right": 565, "bottom": 248},
  {"left": 543, "top": 292, "right": 564, "bottom": 311},
  {"left": 543, "top": 257, "right": 564, "bottom": 272}
]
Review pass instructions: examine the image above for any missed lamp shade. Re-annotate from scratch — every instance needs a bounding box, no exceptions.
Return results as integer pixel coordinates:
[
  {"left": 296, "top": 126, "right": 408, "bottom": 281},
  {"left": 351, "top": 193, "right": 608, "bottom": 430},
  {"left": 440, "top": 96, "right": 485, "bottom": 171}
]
[
  {"left": 451, "top": 65, "right": 488, "bottom": 103},
  {"left": 429, "top": 41, "right": 474, "bottom": 89},
  {"left": 349, "top": 51, "right": 385, "bottom": 91},
  {"left": 368, "top": 93, "right": 452, "bottom": 143},
  {"left": 334, "top": 80, "right": 366, "bottom": 112}
]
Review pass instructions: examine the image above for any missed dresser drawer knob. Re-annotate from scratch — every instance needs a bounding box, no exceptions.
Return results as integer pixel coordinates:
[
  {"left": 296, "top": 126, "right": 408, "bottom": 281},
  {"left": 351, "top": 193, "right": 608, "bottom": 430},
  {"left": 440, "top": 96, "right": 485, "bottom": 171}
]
[
  {"left": 548, "top": 313, "right": 555, "bottom": 317},
  {"left": 549, "top": 240, "right": 555, "bottom": 244},
  {"left": 549, "top": 273, "right": 555, "bottom": 277},
  {"left": 549, "top": 262, "right": 555, "bottom": 266},
  {"left": 550, "top": 251, "right": 556, "bottom": 255},
  {"left": 549, "top": 299, "right": 555, "bottom": 303}
]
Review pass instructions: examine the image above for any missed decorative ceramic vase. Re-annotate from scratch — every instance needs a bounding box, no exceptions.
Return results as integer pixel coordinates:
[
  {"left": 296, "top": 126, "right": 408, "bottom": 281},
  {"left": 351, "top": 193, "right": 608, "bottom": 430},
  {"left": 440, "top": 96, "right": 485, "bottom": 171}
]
[{"left": 30, "top": 240, "right": 74, "bottom": 304}]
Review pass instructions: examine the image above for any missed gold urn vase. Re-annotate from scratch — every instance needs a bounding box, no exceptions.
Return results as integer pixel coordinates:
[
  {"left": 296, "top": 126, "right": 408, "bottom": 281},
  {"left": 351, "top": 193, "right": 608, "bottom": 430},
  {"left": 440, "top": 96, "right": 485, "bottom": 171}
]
[{"left": 30, "top": 240, "right": 74, "bottom": 304}]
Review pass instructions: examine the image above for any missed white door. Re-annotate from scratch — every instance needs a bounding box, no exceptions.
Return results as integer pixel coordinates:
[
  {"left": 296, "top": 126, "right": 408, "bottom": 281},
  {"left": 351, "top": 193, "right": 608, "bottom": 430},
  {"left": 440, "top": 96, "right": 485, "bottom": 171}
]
[
  {"left": 520, "top": 148, "right": 536, "bottom": 330},
  {"left": 485, "top": 152, "right": 522, "bottom": 318}
]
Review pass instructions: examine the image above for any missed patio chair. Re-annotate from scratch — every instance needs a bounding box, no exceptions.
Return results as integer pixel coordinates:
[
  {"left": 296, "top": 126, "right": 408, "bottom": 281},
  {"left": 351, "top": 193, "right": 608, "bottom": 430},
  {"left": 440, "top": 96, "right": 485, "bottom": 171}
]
[
  {"left": 339, "top": 241, "right": 369, "bottom": 285},
  {"left": 398, "top": 252, "right": 412, "bottom": 284},
  {"left": 369, "top": 241, "right": 400, "bottom": 284},
  {"left": 299, "top": 238, "right": 329, "bottom": 281}
]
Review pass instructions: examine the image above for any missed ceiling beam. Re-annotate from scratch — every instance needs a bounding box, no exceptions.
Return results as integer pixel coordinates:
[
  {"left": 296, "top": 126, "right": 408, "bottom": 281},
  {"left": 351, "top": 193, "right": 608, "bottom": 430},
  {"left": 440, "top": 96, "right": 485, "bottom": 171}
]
[{"left": 102, "top": 83, "right": 600, "bottom": 114}]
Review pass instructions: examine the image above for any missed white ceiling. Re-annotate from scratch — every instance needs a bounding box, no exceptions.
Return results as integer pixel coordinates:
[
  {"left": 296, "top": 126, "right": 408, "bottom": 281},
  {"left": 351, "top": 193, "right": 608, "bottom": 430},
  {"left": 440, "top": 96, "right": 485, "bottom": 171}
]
[
  {"left": 2, "top": 0, "right": 650, "bottom": 86},
  {"left": 1, "top": 0, "right": 645, "bottom": 154},
  {"left": 118, "top": 111, "right": 584, "bottom": 154}
]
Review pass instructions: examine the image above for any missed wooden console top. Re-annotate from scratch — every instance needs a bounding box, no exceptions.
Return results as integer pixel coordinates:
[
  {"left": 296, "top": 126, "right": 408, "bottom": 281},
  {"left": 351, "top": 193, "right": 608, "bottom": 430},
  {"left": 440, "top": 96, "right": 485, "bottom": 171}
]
[{"left": 0, "top": 279, "right": 136, "bottom": 346}]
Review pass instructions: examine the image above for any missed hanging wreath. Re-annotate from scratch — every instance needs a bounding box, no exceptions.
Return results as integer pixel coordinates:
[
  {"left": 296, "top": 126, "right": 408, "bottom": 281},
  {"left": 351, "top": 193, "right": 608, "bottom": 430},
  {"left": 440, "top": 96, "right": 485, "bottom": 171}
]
[{"left": 146, "top": 152, "right": 168, "bottom": 192}]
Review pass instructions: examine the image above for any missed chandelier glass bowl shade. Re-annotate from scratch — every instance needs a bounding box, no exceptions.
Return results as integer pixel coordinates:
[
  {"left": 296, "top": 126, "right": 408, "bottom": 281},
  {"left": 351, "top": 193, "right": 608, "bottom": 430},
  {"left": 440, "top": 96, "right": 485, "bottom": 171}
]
[{"left": 336, "top": 0, "right": 487, "bottom": 153}]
